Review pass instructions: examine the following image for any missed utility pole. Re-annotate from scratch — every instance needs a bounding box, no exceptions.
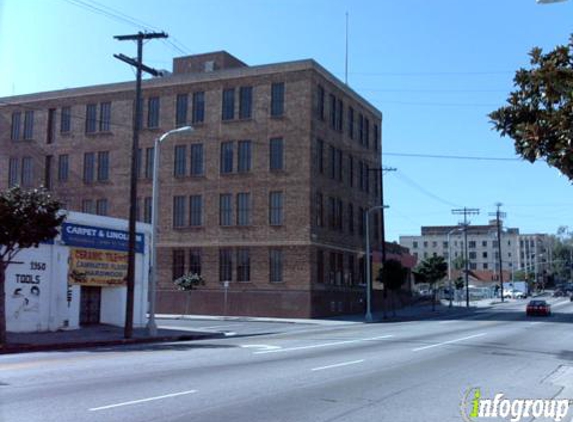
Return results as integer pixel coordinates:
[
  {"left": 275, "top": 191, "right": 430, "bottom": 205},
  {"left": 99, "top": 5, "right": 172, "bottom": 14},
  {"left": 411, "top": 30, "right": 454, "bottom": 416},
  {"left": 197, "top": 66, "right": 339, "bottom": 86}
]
[
  {"left": 452, "top": 207, "right": 480, "bottom": 307},
  {"left": 489, "top": 203, "right": 507, "bottom": 302},
  {"left": 114, "top": 31, "right": 168, "bottom": 339}
]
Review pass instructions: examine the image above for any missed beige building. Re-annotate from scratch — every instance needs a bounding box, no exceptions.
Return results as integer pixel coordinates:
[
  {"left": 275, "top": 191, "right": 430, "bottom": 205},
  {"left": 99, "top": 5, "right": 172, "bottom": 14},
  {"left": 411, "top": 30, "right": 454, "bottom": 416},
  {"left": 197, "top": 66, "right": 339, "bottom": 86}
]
[{"left": 0, "top": 51, "right": 383, "bottom": 318}]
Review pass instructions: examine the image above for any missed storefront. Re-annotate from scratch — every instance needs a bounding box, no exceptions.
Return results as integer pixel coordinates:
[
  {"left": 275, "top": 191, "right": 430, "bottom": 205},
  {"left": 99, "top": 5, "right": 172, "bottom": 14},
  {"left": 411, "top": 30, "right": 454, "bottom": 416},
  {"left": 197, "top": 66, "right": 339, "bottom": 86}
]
[{"left": 5, "top": 211, "right": 151, "bottom": 333}]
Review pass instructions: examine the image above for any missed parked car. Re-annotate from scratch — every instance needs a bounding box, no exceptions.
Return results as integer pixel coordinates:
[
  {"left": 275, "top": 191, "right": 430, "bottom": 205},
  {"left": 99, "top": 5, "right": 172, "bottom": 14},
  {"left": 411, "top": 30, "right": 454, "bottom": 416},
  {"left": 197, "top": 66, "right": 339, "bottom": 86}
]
[
  {"left": 526, "top": 300, "right": 551, "bottom": 316},
  {"left": 512, "top": 290, "right": 527, "bottom": 299},
  {"left": 553, "top": 290, "right": 565, "bottom": 297}
]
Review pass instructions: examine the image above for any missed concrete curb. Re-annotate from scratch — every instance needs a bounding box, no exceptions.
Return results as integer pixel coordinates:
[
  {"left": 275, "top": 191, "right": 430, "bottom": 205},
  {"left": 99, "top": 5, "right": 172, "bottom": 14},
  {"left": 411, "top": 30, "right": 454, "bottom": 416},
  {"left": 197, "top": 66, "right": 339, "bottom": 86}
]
[
  {"left": 0, "top": 332, "right": 223, "bottom": 355},
  {"left": 155, "top": 314, "right": 361, "bottom": 326}
]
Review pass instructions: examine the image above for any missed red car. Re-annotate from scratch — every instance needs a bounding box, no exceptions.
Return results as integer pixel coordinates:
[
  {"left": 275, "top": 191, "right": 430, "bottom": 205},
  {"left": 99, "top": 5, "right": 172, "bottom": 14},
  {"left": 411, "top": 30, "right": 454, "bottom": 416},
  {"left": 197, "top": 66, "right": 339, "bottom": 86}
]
[{"left": 526, "top": 300, "right": 551, "bottom": 316}]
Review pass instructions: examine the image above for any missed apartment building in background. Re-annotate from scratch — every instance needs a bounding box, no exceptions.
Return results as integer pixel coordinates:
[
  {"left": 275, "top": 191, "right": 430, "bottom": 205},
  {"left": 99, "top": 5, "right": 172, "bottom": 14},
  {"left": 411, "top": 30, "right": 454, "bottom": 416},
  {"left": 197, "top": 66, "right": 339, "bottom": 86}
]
[
  {"left": 400, "top": 223, "right": 550, "bottom": 282},
  {"left": 0, "top": 51, "right": 383, "bottom": 318}
]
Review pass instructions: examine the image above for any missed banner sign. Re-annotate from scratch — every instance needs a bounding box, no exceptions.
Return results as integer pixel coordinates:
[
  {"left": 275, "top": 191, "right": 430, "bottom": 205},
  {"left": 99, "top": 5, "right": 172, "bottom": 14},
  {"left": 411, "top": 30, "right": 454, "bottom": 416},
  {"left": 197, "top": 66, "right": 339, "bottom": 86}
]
[
  {"left": 68, "top": 248, "right": 128, "bottom": 286},
  {"left": 61, "top": 223, "right": 144, "bottom": 253}
]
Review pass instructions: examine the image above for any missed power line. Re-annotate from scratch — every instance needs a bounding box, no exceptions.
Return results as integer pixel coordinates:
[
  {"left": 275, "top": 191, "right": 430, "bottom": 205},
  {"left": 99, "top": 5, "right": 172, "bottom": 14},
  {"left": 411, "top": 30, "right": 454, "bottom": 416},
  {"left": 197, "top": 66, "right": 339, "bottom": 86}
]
[
  {"left": 384, "top": 152, "right": 521, "bottom": 162},
  {"left": 390, "top": 171, "right": 461, "bottom": 208}
]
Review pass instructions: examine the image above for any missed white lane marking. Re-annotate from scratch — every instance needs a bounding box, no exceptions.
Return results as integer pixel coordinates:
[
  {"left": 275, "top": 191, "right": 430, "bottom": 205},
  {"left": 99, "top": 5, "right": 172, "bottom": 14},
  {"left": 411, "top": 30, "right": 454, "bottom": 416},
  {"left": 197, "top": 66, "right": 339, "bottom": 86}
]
[
  {"left": 199, "top": 325, "right": 242, "bottom": 330},
  {"left": 438, "top": 320, "right": 457, "bottom": 324},
  {"left": 240, "top": 344, "right": 282, "bottom": 351},
  {"left": 253, "top": 334, "right": 393, "bottom": 355},
  {"left": 529, "top": 322, "right": 542, "bottom": 326},
  {"left": 311, "top": 359, "right": 365, "bottom": 372},
  {"left": 89, "top": 389, "right": 197, "bottom": 411},
  {"left": 412, "top": 333, "right": 486, "bottom": 352}
]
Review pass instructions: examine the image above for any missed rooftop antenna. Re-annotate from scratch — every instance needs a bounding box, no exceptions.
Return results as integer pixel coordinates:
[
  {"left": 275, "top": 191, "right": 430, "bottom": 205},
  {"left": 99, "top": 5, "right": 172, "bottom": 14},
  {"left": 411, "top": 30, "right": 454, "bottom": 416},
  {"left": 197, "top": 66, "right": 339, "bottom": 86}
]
[{"left": 345, "top": 11, "right": 349, "bottom": 85}]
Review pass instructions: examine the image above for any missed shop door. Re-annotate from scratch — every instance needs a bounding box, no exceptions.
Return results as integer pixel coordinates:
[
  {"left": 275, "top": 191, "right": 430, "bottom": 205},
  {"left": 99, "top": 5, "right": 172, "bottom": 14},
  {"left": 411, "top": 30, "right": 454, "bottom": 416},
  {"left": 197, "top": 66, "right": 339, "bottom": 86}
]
[{"left": 80, "top": 286, "right": 101, "bottom": 325}]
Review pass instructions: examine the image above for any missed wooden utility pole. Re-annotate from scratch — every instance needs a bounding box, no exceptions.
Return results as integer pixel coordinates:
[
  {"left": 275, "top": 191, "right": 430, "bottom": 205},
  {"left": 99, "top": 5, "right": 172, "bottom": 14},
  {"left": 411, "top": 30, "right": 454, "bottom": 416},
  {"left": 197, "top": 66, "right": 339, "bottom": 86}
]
[
  {"left": 114, "top": 31, "right": 167, "bottom": 339},
  {"left": 489, "top": 203, "right": 507, "bottom": 302},
  {"left": 452, "top": 207, "right": 480, "bottom": 307}
]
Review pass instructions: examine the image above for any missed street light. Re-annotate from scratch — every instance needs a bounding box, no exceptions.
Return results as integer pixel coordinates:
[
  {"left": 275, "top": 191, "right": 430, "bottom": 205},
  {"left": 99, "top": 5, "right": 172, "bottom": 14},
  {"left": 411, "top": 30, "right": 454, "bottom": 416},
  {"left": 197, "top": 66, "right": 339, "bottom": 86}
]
[
  {"left": 447, "top": 227, "right": 464, "bottom": 307},
  {"left": 147, "top": 125, "right": 194, "bottom": 336},
  {"left": 365, "top": 204, "right": 388, "bottom": 322}
]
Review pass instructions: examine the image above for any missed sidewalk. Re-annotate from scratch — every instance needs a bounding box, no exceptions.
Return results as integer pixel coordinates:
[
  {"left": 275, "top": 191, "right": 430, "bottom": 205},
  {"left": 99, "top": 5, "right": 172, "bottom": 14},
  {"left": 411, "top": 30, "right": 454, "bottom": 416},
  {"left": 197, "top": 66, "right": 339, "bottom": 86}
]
[{"left": 1, "top": 324, "right": 223, "bottom": 355}]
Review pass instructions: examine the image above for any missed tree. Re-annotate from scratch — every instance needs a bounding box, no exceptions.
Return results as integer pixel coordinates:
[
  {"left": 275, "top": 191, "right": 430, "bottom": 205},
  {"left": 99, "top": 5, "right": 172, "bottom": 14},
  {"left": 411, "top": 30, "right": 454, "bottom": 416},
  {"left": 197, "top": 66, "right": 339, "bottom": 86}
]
[
  {"left": 489, "top": 37, "right": 573, "bottom": 182},
  {"left": 377, "top": 259, "right": 408, "bottom": 317},
  {"left": 0, "top": 186, "right": 65, "bottom": 345},
  {"left": 414, "top": 256, "right": 448, "bottom": 311}
]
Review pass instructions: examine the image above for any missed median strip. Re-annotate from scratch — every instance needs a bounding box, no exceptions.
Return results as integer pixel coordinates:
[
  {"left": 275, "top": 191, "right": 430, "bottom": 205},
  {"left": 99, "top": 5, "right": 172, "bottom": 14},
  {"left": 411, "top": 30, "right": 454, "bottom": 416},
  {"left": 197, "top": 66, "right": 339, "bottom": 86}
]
[
  {"left": 89, "top": 389, "right": 197, "bottom": 411},
  {"left": 412, "top": 333, "right": 486, "bottom": 352}
]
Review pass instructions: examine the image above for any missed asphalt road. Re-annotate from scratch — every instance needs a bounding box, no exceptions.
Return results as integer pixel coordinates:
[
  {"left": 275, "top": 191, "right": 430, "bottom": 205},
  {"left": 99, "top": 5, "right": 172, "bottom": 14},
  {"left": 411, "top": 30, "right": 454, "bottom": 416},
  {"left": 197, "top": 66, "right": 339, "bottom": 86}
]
[{"left": 2, "top": 298, "right": 573, "bottom": 422}]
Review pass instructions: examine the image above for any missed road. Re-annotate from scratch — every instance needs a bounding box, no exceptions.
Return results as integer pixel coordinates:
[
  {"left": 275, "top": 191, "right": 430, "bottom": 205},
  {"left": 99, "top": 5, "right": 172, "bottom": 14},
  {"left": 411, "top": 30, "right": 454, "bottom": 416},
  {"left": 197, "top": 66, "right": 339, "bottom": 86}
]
[{"left": 1, "top": 298, "right": 573, "bottom": 422}]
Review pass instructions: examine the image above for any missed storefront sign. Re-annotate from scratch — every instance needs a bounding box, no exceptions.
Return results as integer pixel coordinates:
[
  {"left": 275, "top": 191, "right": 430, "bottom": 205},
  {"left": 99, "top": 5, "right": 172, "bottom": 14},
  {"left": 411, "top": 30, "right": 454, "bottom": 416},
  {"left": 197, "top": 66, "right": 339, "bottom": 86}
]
[
  {"left": 61, "top": 222, "right": 144, "bottom": 253},
  {"left": 68, "top": 247, "right": 128, "bottom": 286}
]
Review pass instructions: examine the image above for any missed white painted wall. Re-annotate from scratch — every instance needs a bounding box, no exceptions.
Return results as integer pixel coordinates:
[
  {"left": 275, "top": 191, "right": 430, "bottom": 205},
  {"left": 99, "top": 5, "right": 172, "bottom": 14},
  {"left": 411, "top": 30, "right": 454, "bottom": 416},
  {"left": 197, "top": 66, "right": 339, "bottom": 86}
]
[{"left": 5, "top": 212, "right": 151, "bottom": 333}]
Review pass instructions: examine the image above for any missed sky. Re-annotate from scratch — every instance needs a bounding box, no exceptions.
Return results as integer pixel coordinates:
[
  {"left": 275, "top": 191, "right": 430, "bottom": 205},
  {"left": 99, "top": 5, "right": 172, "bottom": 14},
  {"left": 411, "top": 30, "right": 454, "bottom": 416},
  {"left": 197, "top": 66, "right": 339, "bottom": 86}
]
[{"left": 1, "top": 0, "right": 572, "bottom": 242}]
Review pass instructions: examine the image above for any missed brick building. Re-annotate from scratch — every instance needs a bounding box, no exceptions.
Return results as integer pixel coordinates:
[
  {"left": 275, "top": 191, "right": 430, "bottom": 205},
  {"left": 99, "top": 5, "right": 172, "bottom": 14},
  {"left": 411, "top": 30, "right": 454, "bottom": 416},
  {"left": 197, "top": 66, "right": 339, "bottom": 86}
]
[{"left": 0, "top": 51, "right": 383, "bottom": 318}]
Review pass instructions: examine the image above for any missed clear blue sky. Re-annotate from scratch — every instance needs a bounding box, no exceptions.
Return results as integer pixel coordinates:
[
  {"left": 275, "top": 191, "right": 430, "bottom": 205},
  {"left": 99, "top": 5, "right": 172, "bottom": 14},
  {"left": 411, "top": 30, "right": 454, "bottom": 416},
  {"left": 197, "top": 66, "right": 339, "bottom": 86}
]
[{"left": 1, "top": 0, "right": 571, "bottom": 241}]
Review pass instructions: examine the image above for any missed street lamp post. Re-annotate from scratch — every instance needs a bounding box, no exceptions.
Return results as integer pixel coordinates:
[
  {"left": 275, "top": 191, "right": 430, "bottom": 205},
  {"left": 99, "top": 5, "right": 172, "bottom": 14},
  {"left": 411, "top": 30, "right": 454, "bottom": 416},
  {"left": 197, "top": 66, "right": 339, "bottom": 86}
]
[
  {"left": 447, "top": 227, "right": 463, "bottom": 307},
  {"left": 147, "top": 125, "right": 194, "bottom": 336},
  {"left": 365, "top": 204, "right": 388, "bottom": 322}
]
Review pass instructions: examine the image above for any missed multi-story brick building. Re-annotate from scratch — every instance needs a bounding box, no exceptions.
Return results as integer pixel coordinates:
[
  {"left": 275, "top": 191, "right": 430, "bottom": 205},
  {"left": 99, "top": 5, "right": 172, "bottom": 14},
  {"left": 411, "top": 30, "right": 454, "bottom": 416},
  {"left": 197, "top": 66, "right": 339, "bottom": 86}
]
[{"left": 0, "top": 51, "right": 383, "bottom": 318}]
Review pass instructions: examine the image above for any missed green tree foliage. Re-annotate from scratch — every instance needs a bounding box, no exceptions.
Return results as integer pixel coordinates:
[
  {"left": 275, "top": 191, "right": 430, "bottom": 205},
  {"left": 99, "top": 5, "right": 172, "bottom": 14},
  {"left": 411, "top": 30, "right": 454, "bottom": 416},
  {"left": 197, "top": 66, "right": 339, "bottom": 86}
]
[
  {"left": 414, "top": 256, "right": 448, "bottom": 310},
  {"left": 377, "top": 259, "right": 408, "bottom": 317},
  {"left": 0, "top": 187, "right": 65, "bottom": 345},
  {"left": 489, "top": 37, "right": 573, "bottom": 182}
]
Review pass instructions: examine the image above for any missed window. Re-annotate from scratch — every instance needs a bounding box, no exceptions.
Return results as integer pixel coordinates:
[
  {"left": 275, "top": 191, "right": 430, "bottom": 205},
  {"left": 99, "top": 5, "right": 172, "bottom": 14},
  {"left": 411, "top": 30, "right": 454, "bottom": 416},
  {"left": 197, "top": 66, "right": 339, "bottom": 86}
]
[
  {"left": 172, "top": 249, "right": 186, "bottom": 280},
  {"left": 99, "top": 102, "right": 111, "bottom": 132},
  {"left": 86, "top": 104, "right": 97, "bottom": 133},
  {"left": 483, "top": 263, "right": 489, "bottom": 270},
  {"left": 23, "top": 111, "right": 34, "bottom": 140},
  {"left": 97, "top": 151, "right": 109, "bottom": 182},
  {"left": 220, "top": 142, "right": 234, "bottom": 174},
  {"left": 190, "top": 144, "right": 204, "bottom": 176},
  {"left": 147, "top": 97, "right": 160, "bottom": 128},
  {"left": 236, "top": 248, "right": 250, "bottom": 282},
  {"left": 82, "top": 200, "right": 94, "bottom": 214},
  {"left": 359, "top": 207, "right": 365, "bottom": 235},
  {"left": 443, "top": 241, "right": 448, "bottom": 248},
  {"left": 269, "top": 137, "right": 284, "bottom": 171},
  {"left": 316, "top": 85, "right": 325, "bottom": 120},
  {"left": 189, "top": 250, "right": 201, "bottom": 275},
  {"left": 11, "top": 112, "right": 21, "bottom": 140},
  {"left": 83, "top": 152, "right": 95, "bottom": 183},
  {"left": 373, "top": 124, "right": 379, "bottom": 151},
  {"left": 269, "top": 249, "right": 283, "bottom": 283},
  {"left": 344, "top": 155, "right": 352, "bottom": 188},
  {"left": 482, "top": 252, "right": 488, "bottom": 258},
  {"left": 174, "top": 145, "right": 187, "bottom": 177},
  {"left": 237, "top": 193, "right": 251, "bottom": 226},
  {"left": 136, "top": 148, "right": 142, "bottom": 178},
  {"left": 358, "top": 114, "right": 364, "bottom": 144},
  {"left": 336, "top": 199, "right": 343, "bottom": 231},
  {"left": 413, "top": 241, "right": 418, "bottom": 248},
  {"left": 61, "top": 106, "right": 71, "bottom": 133},
  {"left": 359, "top": 161, "right": 364, "bottom": 190},
  {"left": 220, "top": 194, "right": 233, "bottom": 226},
  {"left": 143, "top": 197, "right": 152, "bottom": 224},
  {"left": 315, "top": 192, "right": 323, "bottom": 227},
  {"left": 96, "top": 199, "right": 108, "bottom": 216},
  {"left": 423, "top": 241, "right": 428, "bottom": 247},
  {"left": 432, "top": 241, "right": 438, "bottom": 248},
  {"left": 337, "top": 149, "right": 343, "bottom": 181},
  {"left": 337, "top": 98, "right": 343, "bottom": 131},
  {"left": 8, "top": 158, "right": 19, "bottom": 187},
  {"left": 239, "top": 86, "right": 252, "bottom": 119},
  {"left": 329, "top": 146, "right": 336, "bottom": 179},
  {"left": 173, "top": 196, "right": 186, "bottom": 227},
  {"left": 176, "top": 94, "right": 188, "bottom": 127},
  {"left": 348, "top": 107, "right": 354, "bottom": 139},
  {"left": 482, "top": 241, "right": 488, "bottom": 247},
  {"left": 469, "top": 252, "right": 477, "bottom": 259},
  {"left": 328, "top": 197, "right": 336, "bottom": 229},
  {"left": 192, "top": 91, "right": 205, "bottom": 123},
  {"left": 364, "top": 117, "right": 370, "bottom": 148},
  {"left": 270, "top": 82, "right": 284, "bottom": 116},
  {"left": 316, "top": 250, "right": 324, "bottom": 284},
  {"left": 470, "top": 263, "right": 477, "bottom": 270},
  {"left": 40, "top": 156, "right": 51, "bottom": 191},
  {"left": 269, "top": 191, "right": 283, "bottom": 225},
  {"left": 315, "top": 138, "right": 324, "bottom": 174},
  {"left": 329, "top": 94, "right": 336, "bottom": 129},
  {"left": 189, "top": 195, "right": 203, "bottom": 226},
  {"left": 222, "top": 88, "right": 235, "bottom": 120},
  {"left": 145, "top": 147, "right": 154, "bottom": 179},
  {"left": 219, "top": 248, "right": 233, "bottom": 282},
  {"left": 238, "top": 140, "right": 252, "bottom": 173},
  {"left": 47, "top": 109, "right": 56, "bottom": 144},
  {"left": 348, "top": 203, "right": 354, "bottom": 233},
  {"left": 469, "top": 241, "right": 476, "bottom": 248}
]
